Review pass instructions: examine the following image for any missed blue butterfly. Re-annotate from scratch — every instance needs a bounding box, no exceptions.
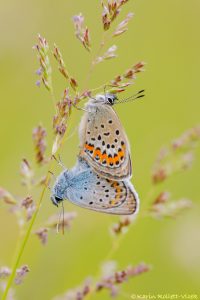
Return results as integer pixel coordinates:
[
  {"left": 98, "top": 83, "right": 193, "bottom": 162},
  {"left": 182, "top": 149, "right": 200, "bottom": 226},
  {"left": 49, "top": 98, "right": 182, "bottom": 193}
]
[{"left": 51, "top": 157, "right": 139, "bottom": 215}]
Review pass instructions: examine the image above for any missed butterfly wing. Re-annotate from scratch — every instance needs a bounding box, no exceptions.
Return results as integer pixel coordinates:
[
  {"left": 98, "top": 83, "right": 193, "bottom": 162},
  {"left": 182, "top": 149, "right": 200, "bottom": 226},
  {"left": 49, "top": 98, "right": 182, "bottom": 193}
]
[
  {"left": 64, "top": 159, "right": 139, "bottom": 215},
  {"left": 79, "top": 104, "right": 132, "bottom": 181}
]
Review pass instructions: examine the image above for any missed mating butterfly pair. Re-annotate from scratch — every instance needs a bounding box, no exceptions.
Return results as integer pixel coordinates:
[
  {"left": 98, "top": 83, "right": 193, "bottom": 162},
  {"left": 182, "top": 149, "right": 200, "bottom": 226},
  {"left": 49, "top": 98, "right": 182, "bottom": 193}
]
[{"left": 51, "top": 92, "right": 142, "bottom": 215}]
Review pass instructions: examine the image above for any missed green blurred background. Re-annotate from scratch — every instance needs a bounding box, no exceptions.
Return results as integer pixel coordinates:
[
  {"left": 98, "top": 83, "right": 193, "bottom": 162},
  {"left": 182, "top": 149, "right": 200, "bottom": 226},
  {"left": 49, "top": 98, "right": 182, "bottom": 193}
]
[{"left": 0, "top": 0, "right": 200, "bottom": 299}]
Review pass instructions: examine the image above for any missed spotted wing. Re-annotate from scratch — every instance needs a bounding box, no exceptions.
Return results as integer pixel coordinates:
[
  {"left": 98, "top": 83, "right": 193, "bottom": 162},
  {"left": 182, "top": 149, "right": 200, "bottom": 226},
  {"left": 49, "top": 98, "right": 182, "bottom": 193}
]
[
  {"left": 65, "top": 160, "right": 139, "bottom": 215},
  {"left": 79, "top": 105, "right": 132, "bottom": 180}
]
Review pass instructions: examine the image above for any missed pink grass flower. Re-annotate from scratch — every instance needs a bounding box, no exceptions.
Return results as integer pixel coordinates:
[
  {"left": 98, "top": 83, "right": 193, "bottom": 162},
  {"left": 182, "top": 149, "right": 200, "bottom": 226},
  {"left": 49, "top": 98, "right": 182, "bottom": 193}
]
[
  {"left": 113, "top": 12, "right": 134, "bottom": 37},
  {"left": 14, "top": 265, "right": 30, "bottom": 285},
  {"left": 21, "top": 196, "right": 36, "bottom": 221},
  {"left": 32, "top": 124, "right": 47, "bottom": 165},
  {"left": 34, "top": 34, "right": 52, "bottom": 92},
  {"left": 35, "top": 228, "right": 49, "bottom": 245},
  {"left": 72, "top": 14, "right": 91, "bottom": 51},
  {"left": 0, "top": 187, "right": 17, "bottom": 205},
  {"left": 101, "top": 0, "right": 130, "bottom": 31}
]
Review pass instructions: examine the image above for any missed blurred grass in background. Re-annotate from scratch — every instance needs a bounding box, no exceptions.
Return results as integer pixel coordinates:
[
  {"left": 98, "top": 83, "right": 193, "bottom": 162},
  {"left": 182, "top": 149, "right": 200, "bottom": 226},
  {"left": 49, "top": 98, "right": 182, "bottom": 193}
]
[{"left": 0, "top": 0, "right": 200, "bottom": 299}]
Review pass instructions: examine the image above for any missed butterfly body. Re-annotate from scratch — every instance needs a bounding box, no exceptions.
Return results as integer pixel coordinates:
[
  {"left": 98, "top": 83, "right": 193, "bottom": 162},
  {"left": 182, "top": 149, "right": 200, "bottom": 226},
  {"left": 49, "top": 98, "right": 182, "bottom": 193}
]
[
  {"left": 79, "top": 94, "right": 132, "bottom": 181},
  {"left": 51, "top": 158, "right": 139, "bottom": 215}
]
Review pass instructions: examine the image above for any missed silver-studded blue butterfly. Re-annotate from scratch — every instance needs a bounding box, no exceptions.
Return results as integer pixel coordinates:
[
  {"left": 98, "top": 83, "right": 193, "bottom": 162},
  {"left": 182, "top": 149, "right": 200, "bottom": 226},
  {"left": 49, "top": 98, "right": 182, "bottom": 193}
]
[
  {"left": 79, "top": 90, "right": 144, "bottom": 181},
  {"left": 51, "top": 157, "right": 139, "bottom": 215}
]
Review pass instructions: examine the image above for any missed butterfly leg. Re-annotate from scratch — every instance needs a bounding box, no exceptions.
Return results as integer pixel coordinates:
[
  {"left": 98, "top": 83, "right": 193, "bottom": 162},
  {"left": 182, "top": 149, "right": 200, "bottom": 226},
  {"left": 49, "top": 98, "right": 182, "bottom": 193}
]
[
  {"left": 52, "top": 155, "right": 66, "bottom": 169},
  {"left": 45, "top": 171, "right": 55, "bottom": 190},
  {"left": 72, "top": 103, "right": 90, "bottom": 113}
]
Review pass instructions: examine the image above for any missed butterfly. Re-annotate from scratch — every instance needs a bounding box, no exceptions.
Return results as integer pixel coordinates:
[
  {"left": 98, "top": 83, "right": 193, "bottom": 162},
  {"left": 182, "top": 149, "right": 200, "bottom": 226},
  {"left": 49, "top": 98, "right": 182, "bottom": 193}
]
[
  {"left": 78, "top": 91, "right": 144, "bottom": 181},
  {"left": 51, "top": 157, "right": 139, "bottom": 215}
]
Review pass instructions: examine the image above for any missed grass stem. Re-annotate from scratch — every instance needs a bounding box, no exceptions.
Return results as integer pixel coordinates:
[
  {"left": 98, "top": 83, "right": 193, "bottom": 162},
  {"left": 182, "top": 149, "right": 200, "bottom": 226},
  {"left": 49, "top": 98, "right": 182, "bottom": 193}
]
[{"left": 1, "top": 161, "right": 53, "bottom": 300}]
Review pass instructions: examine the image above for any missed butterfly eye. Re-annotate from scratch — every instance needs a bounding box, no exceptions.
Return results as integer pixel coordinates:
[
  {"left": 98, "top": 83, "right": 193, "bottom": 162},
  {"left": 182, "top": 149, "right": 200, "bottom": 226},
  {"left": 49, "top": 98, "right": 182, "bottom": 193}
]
[
  {"left": 51, "top": 196, "right": 63, "bottom": 206},
  {"left": 55, "top": 196, "right": 63, "bottom": 202},
  {"left": 107, "top": 97, "right": 114, "bottom": 105}
]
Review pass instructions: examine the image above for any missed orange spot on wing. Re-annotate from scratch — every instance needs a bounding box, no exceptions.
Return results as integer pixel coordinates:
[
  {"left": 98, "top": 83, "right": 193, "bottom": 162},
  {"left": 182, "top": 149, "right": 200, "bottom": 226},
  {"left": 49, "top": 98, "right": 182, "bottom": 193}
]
[
  {"left": 122, "top": 143, "right": 126, "bottom": 149},
  {"left": 108, "top": 157, "right": 113, "bottom": 163},
  {"left": 93, "top": 149, "right": 101, "bottom": 158},
  {"left": 85, "top": 146, "right": 125, "bottom": 166},
  {"left": 110, "top": 199, "right": 118, "bottom": 206},
  {"left": 113, "top": 156, "right": 119, "bottom": 163},
  {"left": 84, "top": 143, "right": 94, "bottom": 151},
  {"left": 118, "top": 150, "right": 124, "bottom": 158},
  {"left": 100, "top": 153, "right": 107, "bottom": 162},
  {"left": 115, "top": 187, "right": 122, "bottom": 200},
  {"left": 111, "top": 182, "right": 119, "bottom": 188}
]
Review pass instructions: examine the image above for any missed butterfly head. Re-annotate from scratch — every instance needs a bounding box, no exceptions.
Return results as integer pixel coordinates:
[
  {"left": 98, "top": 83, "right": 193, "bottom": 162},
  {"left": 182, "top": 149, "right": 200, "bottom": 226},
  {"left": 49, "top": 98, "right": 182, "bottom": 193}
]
[
  {"left": 90, "top": 93, "right": 118, "bottom": 106},
  {"left": 105, "top": 93, "right": 118, "bottom": 105},
  {"left": 51, "top": 170, "right": 69, "bottom": 207}
]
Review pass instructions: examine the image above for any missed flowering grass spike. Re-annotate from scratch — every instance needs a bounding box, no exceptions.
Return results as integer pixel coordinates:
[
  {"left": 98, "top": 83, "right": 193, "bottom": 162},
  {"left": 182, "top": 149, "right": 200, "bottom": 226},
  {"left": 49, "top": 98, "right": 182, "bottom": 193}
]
[
  {"left": 94, "top": 45, "right": 118, "bottom": 64},
  {"left": 152, "top": 125, "right": 200, "bottom": 184},
  {"left": 32, "top": 124, "right": 47, "bottom": 165},
  {"left": 53, "top": 44, "right": 69, "bottom": 80},
  {"left": 72, "top": 14, "right": 91, "bottom": 51},
  {"left": 101, "top": 0, "right": 130, "bottom": 31},
  {"left": 109, "top": 61, "right": 145, "bottom": 92},
  {"left": 34, "top": 34, "right": 52, "bottom": 92},
  {"left": 113, "top": 12, "right": 134, "bottom": 37}
]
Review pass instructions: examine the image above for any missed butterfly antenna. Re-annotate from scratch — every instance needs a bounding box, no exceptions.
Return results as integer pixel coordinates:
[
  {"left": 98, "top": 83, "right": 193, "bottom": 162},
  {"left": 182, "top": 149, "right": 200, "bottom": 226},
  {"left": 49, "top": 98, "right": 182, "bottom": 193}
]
[
  {"left": 115, "top": 89, "right": 145, "bottom": 104},
  {"left": 48, "top": 170, "right": 56, "bottom": 180},
  {"left": 103, "top": 84, "right": 107, "bottom": 97},
  {"left": 61, "top": 202, "right": 65, "bottom": 235},
  {"left": 56, "top": 206, "right": 63, "bottom": 234}
]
